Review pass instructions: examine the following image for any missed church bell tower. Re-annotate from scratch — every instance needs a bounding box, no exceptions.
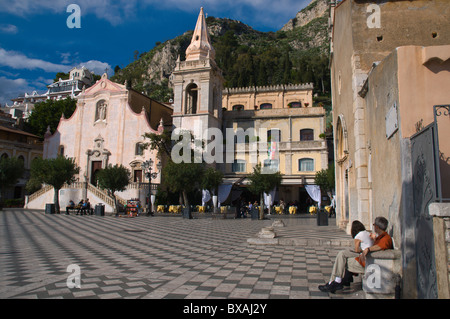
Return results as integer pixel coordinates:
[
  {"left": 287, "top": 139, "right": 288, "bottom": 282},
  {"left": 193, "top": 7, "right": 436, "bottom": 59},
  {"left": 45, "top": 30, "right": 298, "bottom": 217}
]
[{"left": 170, "top": 7, "right": 224, "bottom": 138}]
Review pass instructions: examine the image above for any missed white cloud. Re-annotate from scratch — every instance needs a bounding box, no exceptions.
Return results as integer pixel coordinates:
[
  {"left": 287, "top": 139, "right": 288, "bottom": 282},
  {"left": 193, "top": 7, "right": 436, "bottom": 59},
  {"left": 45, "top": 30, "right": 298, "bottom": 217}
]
[
  {"left": 0, "top": 76, "right": 34, "bottom": 105},
  {"left": 0, "top": 0, "right": 137, "bottom": 26},
  {"left": 77, "top": 60, "right": 113, "bottom": 76},
  {"left": 0, "top": 0, "right": 310, "bottom": 29},
  {"left": 0, "top": 48, "right": 71, "bottom": 73},
  {"left": 0, "top": 24, "right": 18, "bottom": 34},
  {"left": 0, "top": 48, "right": 112, "bottom": 76}
]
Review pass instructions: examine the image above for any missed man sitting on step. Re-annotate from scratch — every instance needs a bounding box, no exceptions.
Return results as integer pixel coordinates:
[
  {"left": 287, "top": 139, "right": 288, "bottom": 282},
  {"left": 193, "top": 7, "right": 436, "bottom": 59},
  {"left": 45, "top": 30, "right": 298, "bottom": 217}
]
[{"left": 318, "top": 216, "right": 393, "bottom": 293}]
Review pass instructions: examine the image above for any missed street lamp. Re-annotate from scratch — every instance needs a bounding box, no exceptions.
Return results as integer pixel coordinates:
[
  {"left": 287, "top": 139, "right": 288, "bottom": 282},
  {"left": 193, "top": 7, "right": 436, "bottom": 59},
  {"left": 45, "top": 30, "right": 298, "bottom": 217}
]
[{"left": 142, "top": 159, "right": 162, "bottom": 216}]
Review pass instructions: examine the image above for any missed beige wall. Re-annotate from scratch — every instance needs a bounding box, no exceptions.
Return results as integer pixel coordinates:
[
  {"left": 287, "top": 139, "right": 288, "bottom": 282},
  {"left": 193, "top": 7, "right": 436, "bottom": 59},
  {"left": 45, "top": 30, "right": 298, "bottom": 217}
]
[
  {"left": 222, "top": 85, "right": 327, "bottom": 182},
  {"left": 223, "top": 84, "right": 313, "bottom": 111},
  {"left": 331, "top": 0, "right": 450, "bottom": 232}
]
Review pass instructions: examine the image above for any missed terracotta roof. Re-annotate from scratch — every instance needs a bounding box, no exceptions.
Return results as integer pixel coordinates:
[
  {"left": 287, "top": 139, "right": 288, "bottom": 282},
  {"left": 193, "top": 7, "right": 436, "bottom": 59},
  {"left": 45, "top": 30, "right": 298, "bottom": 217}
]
[{"left": 0, "top": 125, "right": 40, "bottom": 138}]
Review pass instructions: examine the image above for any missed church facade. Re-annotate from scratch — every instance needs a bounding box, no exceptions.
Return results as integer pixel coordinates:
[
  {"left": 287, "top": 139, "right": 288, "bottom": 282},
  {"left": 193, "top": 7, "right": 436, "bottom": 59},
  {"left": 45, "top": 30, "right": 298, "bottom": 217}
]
[{"left": 26, "top": 73, "right": 172, "bottom": 212}]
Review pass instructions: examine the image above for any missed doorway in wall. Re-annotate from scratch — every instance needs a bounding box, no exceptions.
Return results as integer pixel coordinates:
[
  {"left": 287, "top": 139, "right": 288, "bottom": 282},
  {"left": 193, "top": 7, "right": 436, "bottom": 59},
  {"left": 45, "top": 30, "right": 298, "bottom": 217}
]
[{"left": 91, "top": 161, "right": 102, "bottom": 185}]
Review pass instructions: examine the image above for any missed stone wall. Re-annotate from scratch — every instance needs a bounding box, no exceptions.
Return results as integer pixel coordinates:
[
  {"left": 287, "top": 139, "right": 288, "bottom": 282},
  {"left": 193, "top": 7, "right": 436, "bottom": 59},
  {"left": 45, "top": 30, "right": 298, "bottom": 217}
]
[{"left": 429, "top": 202, "right": 450, "bottom": 299}]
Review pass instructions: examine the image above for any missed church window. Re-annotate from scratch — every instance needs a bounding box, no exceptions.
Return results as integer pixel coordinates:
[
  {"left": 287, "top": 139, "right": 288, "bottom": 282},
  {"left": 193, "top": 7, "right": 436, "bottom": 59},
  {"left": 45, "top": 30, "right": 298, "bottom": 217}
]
[
  {"left": 135, "top": 143, "right": 145, "bottom": 156},
  {"left": 185, "top": 84, "right": 198, "bottom": 114}
]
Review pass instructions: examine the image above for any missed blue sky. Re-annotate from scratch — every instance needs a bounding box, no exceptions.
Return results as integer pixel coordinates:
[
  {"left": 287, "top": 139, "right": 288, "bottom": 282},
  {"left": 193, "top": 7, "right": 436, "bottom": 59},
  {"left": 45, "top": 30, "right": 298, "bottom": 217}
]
[{"left": 0, "top": 0, "right": 310, "bottom": 105}]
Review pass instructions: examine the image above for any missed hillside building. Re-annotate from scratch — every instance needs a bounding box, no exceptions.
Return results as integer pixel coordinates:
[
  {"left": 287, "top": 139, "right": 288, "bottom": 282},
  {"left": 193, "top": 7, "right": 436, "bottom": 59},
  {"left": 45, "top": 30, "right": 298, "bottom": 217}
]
[{"left": 6, "top": 66, "right": 95, "bottom": 119}]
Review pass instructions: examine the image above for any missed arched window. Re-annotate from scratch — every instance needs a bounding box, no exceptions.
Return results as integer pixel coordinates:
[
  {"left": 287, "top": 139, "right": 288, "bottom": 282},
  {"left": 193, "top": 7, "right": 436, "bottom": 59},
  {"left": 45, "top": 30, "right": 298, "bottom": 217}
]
[
  {"left": 1, "top": 153, "right": 9, "bottom": 159},
  {"left": 260, "top": 103, "right": 272, "bottom": 110},
  {"left": 299, "top": 158, "right": 314, "bottom": 172},
  {"left": 288, "top": 101, "right": 302, "bottom": 108},
  {"left": 58, "top": 146, "right": 65, "bottom": 156},
  {"left": 186, "top": 83, "right": 198, "bottom": 114},
  {"left": 232, "top": 159, "right": 246, "bottom": 173},
  {"left": 135, "top": 143, "right": 145, "bottom": 156},
  {"left": 232, "top": 104, "right": 244, "bottom": 111},
  {"left": 300, "top": 129, "right": 314, "bottom": 141}
]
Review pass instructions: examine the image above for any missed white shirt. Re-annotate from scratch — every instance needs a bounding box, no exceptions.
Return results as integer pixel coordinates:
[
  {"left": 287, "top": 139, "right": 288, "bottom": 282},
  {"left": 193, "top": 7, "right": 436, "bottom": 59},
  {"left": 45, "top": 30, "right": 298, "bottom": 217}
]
[{"left": 355, "top": 230, "right": 374, "bottom": 250}]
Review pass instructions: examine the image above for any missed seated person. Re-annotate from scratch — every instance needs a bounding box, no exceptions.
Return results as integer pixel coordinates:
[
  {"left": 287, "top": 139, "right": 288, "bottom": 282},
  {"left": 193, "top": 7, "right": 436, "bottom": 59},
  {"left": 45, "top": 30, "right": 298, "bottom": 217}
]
[
  {"left": 81, "top": 198, "right": 91, "bottom": 215},
  {"left": 66, "top": 200, "right": 75, "bottom": 215},
  {"left": 76, "top": 200, "right": 84, "bottom": 215},
  {"left": 319, "top": 217, "right": 393, "bottom": 293}
]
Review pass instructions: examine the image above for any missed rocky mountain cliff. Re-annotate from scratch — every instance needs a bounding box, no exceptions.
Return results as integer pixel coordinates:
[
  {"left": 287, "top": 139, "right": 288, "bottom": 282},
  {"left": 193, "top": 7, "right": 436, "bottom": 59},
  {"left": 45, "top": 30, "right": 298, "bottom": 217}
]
[
  {"left": 281, "top": 0, "right": 330, "bottom": 31},
  {"left": 111, "top": 1, "right": 331, "bottom": 102}
]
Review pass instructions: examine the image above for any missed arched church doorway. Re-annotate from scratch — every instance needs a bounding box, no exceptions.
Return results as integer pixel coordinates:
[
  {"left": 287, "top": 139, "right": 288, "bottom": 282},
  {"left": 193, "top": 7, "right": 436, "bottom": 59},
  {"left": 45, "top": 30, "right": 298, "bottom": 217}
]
[{"left": 91, "top": 161, "right": 102, "bottom": 185}]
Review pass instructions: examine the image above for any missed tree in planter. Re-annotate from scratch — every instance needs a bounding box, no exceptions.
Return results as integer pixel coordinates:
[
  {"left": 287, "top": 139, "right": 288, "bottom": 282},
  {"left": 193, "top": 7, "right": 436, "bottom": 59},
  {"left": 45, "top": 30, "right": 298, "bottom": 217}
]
[
  {"left": 96, "top": 164, "right": 131, "bottom": 216},
  {"left": 314, "top": 163, "right": 335, "bottom": 200},
  {"left": 248, "top": 164, "right": 282, "bottom": 220},
  {"left": 0, "top": 156, "right": 25, "bottom": 208},
  {"left": 200, "top": 167, "right": 223, "bottom": 212},
  {"left": 29, "top": 156, "right": 80, "bottom": 214},
  {"left": 162, "top": 160, "right": 204, "bottom": 219}
]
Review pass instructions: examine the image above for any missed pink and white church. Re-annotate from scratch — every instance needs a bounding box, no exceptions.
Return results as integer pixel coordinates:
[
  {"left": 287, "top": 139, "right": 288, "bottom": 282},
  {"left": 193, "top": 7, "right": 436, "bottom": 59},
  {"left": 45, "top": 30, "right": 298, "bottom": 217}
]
[{"left": 25, "top": 73, "right": 173, "bottom": 213}]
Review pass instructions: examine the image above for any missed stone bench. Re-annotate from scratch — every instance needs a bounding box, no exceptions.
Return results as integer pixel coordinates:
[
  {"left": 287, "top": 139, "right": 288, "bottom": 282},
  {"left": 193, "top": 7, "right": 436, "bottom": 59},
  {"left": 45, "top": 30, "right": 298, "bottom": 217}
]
[{"left": 363, "top": 249, "right": 401, "bottom": 299}]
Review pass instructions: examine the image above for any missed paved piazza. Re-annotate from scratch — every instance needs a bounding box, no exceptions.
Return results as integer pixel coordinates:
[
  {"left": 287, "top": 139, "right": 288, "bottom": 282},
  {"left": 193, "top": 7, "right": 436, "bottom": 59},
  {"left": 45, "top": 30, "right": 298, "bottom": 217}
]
[{"left": 0, "top": 210, "right": 364, "bottom": 300}]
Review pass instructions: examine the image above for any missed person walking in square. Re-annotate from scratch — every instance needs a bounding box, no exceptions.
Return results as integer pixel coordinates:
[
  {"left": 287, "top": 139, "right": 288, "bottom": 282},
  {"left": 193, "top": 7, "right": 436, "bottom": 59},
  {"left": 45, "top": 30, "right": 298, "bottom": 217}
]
[{"left": 319, "top": 216, "right": 393, "bottom": 293}]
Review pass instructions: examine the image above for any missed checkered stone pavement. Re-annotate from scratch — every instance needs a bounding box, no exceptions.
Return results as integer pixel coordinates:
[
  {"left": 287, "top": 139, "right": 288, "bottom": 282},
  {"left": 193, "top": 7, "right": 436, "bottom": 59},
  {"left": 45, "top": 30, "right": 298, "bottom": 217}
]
[{"left": 0, "top": 210, "right": 364, "bottom": 299}]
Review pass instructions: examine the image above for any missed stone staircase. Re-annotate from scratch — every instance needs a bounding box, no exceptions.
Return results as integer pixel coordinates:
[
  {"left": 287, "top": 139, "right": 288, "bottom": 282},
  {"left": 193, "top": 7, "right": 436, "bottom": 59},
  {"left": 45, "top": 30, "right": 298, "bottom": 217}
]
[{"left": 26, "top": 182, "right": 127, "bottom": 208}]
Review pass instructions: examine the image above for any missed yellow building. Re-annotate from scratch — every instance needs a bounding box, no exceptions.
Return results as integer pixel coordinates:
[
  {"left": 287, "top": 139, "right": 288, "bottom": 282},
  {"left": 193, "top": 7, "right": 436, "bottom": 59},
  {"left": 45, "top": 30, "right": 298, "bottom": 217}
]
[{"left": 221, "top": 84, "right": 328, "bottom": 208}]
